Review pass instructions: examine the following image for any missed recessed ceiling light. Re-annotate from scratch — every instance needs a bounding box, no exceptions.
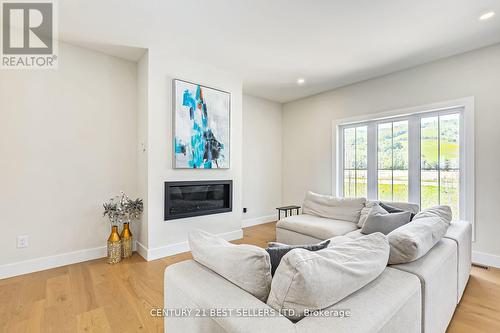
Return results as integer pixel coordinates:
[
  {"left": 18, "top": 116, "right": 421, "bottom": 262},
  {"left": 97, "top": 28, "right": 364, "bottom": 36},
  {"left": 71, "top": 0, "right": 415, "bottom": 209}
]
[
  {"left": 297, "top": 78, "right": 306, "bottom": 85},
  {"left": 479, "top": 11, "right": 495, "bottom": 21}
]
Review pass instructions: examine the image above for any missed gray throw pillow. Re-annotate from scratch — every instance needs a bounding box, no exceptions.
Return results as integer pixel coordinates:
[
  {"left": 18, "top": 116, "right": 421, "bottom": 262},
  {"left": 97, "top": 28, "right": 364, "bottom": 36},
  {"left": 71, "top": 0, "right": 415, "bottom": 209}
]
[
  {"left": 266, "top": 240, "right": 330, "bottom": 276},
  {"left": 379, "top": 202, "right": 416, "bottom": 220},
  {"left": 361, "top": 211, "right": 412, "bottom": 235}
]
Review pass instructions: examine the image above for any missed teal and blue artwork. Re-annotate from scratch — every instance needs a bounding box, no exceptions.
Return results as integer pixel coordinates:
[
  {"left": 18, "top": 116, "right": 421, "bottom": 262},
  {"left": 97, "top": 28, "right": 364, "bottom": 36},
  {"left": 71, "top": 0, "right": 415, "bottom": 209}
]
[{"left": 173, "top": 79, "right": 230, "bottom": 168}]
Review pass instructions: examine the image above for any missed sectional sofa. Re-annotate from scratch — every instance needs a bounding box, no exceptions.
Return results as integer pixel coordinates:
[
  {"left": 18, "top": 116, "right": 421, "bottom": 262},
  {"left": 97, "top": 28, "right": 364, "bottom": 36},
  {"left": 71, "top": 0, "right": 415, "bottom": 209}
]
[
  {"left": 276, "top": 198, "right": 472, "bottom": 333},
  {"left": 164, "top": 196, "right": 471, "bottom": 333}
]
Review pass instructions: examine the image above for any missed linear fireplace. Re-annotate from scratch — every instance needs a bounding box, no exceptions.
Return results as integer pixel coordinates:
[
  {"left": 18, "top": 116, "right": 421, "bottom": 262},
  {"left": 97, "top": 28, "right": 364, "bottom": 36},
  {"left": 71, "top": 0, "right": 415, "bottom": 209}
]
[{"left": 164, "top": 180, "right": 232, "bottom": 220}]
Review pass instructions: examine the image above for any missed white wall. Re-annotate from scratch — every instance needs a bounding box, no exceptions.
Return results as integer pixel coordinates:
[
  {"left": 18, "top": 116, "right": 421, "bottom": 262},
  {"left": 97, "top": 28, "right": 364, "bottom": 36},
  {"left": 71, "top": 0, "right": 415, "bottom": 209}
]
[
  {"left": 139, "top": 49, "right": 243, "bottom": 259},
  {"left": 136, "top": 52, "right": 149, "bottom": 248},
  {"left": 282, "top": 43, "right": 500, "bottom": 261},
  {"left": 242, "top": 95, "right": 282, "bottom": 225},
  {"left": 0, "top": 43, "right": 138, "bottom": 273}
]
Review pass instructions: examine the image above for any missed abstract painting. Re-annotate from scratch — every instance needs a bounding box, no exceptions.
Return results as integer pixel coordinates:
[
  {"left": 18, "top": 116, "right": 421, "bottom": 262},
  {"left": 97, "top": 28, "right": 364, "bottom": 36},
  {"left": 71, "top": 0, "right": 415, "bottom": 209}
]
[{"left": 173, "top": 79, "right": 230, "bottom": 168}]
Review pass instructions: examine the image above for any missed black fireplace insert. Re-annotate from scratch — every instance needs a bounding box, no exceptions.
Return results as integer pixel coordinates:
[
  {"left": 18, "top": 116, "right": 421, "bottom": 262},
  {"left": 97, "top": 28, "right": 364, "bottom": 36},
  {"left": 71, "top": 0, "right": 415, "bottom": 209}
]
[{"left": 164, "top": 180, "right": 232, "bottom": 220}]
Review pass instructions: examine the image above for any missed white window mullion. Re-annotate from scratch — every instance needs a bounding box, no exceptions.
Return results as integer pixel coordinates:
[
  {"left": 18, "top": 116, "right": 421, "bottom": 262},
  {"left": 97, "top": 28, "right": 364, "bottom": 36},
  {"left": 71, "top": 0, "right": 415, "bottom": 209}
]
[
  {"left": 408, "top": 115, "right": 421, "bottom": 205},
  {"left": 459, "top": 110, "right": 467, "bottom": 221},
  {"left": 367, "top": 124, "right": 377, "bottom": 200},
  {"left": 337, "top": 127, "right": 344, "bottom": 197}
]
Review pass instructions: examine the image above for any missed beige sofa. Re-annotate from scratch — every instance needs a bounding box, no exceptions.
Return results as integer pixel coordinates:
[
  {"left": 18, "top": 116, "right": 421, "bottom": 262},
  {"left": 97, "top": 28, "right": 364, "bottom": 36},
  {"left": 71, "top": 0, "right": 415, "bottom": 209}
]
[
  {"left": 276, "top": 199, "right": 471, "bottom": 333},
  {"left": 165, "top": 261, "right": 421, "bottom": 333},
  {"left": 164, "top": 199, "right": 471, "bottom": 333}
]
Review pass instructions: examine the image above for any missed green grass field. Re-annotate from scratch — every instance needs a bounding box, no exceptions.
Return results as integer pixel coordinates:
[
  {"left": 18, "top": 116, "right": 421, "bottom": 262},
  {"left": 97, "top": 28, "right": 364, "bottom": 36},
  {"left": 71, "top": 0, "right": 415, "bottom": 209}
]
[
  {"left": 345, "top": 181, "right": 459, "bottom": 219},
  {"left": 421, "top": 140, "right": 459, "bottom": 168}
]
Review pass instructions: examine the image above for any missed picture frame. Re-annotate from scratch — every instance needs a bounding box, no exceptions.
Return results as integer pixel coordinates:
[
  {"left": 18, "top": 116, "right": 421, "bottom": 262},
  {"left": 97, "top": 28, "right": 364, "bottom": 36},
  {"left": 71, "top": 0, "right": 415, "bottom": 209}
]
[{"left": 172, "top": 79, "right": 231, "bottom": 169}]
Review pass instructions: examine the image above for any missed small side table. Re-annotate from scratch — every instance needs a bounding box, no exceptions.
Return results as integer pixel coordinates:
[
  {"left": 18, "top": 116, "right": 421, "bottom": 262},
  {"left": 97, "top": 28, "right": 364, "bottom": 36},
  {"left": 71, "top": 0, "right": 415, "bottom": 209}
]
[{"left": 276, "top": 205, "right": 301, "bottom": 220}]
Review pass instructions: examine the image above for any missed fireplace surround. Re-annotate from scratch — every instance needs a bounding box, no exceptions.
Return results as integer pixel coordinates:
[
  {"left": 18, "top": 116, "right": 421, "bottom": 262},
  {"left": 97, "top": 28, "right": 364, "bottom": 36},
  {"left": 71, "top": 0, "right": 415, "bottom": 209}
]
[{"left": 164, "top": 180, "right": 232, "bottom": 220}]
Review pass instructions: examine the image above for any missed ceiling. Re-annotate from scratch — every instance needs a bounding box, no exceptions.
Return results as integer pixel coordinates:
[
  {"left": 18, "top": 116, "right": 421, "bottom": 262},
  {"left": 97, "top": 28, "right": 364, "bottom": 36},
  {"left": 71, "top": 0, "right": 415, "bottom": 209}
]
[{"left": 59, "top": 0, "right": 500, "bottom": 103}]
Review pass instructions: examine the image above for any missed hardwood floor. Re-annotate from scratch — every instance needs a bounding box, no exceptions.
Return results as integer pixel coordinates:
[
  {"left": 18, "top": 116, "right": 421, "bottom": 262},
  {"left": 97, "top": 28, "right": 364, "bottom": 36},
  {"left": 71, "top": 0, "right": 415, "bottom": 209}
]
[{"left": 0, "top": 222, "right": 499, "bottom": 332}]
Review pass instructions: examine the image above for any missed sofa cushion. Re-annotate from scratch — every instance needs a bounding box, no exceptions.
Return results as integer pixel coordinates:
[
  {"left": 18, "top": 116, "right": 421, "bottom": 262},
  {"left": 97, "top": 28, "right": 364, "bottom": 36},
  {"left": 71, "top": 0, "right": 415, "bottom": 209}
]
[
  {"left": 302, "top": 191, "right": 366, "bottom": 222},
  {"left": 387, "top": 206, "right": 452, "bottom": 264},
  {"left": 361, "top": 205, "right": 412, "bottom": 235},
  {"left": 267, "top": 233, "right": 389, "bottom": 321},
  {"left": 276, "top": 214, "right": 358, "bottom": 240},
  {"left": 344, "top": 229, "right": 364, "bottom": 239},
  {"left": 295, "top": 267, "right": 421, "bottom": 333},
  {"left": 413, "top": 204, "right": 452, "bottom": 221},
  {"left": 164, "top": 260, "right": 296, "bottom": 332},
  {"left": 188, "top": 230, "right": 272, "bottom": 302},
  {"left": 276, "top": 228, "right": 323, "bottom": 245}
]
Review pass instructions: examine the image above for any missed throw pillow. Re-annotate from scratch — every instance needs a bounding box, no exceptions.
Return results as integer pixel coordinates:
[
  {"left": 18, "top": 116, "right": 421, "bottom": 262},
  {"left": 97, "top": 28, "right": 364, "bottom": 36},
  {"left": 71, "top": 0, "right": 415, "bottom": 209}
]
[
  {"left": 267, "top": 233, "right": 389, "bottom": 321},
  {"left": 379, "top": 202, "right": 416, "bottom": 220},
  {"left": 188, "top": 229, "right": 272, "bottom": 302},
  {"left": 358, "top": 201, "right": 419, "bottom": 227},
  {"left": 382, "top": 201, "right": 420, "bottom": 214},
  {"left": 265, "top": 240, "right": 330, "bottom": 276},
  {"left": 361, "top": 211, "right": 412, "bottom": 235},
  {"left": 387, "top": 205, "right": 452, "bottom": 264},
  {"left": 357, "top": 200, "right": 378, "bottom": 228},
  {"left": 267, "top": 241, "right": 289, "bottom": 248},
  {"left": 302, "top": 191, "right": 366, "bottom": 223}
]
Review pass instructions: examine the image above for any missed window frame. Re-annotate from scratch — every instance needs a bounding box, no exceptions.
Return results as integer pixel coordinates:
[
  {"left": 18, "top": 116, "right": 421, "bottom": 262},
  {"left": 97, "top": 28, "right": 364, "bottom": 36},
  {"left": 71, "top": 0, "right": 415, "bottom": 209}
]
[
  {"left": 376, "top": 119, "right": 410, "bottom": 202},
  {"left": 342, "top": 126, "right": 368, "bottom": 198},
  {"left": 333, "top": 97, "right": 474, "bottom": 236}
]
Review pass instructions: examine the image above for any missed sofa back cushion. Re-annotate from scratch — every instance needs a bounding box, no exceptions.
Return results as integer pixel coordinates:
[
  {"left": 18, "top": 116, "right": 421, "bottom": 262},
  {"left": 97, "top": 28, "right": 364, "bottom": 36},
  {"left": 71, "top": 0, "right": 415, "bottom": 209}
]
[
  {"left": 267, "top": 233, "right": 389, "bottom": 321},
  {"left": 302, "top": 191, "right": 366, "bottom": 223},
  {"left": 387, "top": 205, "right": 452, "bottom": 264},
  {"left": 188, "top": 230, "right": 272, "bottom": 302}
]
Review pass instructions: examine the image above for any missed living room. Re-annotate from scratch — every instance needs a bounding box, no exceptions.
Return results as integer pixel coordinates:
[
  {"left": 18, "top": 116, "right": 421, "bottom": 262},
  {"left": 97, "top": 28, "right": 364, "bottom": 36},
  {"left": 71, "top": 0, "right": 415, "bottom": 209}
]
[{"left": 1, "top": 1, "right": 499, "bottom": 332}]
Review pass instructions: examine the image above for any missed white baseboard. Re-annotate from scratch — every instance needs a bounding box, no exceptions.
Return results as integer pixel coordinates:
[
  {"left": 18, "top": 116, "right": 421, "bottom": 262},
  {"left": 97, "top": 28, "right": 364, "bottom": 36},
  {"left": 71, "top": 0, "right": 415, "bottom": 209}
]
[
  {"left": 3, "top": 235, "right": 495, "bottom": 279},
  {"left": 136, "top": 240, "right": 149, "bottom": 260},
  {"left": 138, "top": 229, "right": 244, "bottom": 261},
  {"left": 242, "top": 214, "right": 276, "bottom": 228},
  {"left": 0, "top": 229, "right": 244, "bottom": 280},
  {"left": 0, "top": 246, "right": 107, "bottom": 280},
  {"left": 472, "top": 250, "right": 500, "bottom": 268}
]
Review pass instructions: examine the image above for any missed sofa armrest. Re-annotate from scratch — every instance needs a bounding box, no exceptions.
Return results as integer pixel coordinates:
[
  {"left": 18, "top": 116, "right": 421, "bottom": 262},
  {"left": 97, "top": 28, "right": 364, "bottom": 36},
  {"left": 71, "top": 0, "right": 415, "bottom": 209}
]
[{"left": 164, "top": 260, "right": 296, "bottom": 333}]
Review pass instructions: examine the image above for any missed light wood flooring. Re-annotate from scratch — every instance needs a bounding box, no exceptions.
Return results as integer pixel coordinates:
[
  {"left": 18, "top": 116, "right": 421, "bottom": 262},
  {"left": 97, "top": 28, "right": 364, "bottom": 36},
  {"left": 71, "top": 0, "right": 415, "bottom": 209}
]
[{"left": 0, "top": 222, "right": 499, "bottom": 332}]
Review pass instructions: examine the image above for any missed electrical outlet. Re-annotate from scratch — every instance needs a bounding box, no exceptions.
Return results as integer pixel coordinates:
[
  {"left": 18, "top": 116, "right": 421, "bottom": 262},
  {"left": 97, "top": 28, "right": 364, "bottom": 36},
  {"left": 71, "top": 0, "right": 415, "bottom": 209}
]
[
  {"left": 17, "top": 235, "right": 29, "bottom": 248},
  {"left": 243, "top": 208, "right": 247, "bottom": 213}
]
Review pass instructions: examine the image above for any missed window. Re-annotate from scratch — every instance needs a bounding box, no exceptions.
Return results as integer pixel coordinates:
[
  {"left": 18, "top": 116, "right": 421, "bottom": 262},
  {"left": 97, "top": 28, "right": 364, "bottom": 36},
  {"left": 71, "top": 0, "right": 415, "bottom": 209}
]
[
  {"left": 343, "top": 126, "right": 367, "bottom": 197},
  {"left": 420, "top": 114, "right": 460, "bottom": 217},
  {"left": 337, "top": 99, "right": 473, "bottom": 223},
  {"left": 378, "top": 121, "right": 409, "bottom": 202}
]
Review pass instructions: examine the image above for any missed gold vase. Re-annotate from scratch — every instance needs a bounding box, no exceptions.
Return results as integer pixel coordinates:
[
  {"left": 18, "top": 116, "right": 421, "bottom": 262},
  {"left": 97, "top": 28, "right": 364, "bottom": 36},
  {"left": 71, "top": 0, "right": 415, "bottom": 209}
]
[
  {"left": 107, "top": 226, "right": 122, "bottom": 264},
  {"left": 121, "top": 222, "right": 133, "bottom": 258}
]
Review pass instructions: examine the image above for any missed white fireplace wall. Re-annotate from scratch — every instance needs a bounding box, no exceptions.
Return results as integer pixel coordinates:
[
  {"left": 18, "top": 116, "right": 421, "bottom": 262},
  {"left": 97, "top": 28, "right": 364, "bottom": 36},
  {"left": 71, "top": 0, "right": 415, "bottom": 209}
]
[{"left": 140, "top": 49, "right": 243, "bottom": 259}]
